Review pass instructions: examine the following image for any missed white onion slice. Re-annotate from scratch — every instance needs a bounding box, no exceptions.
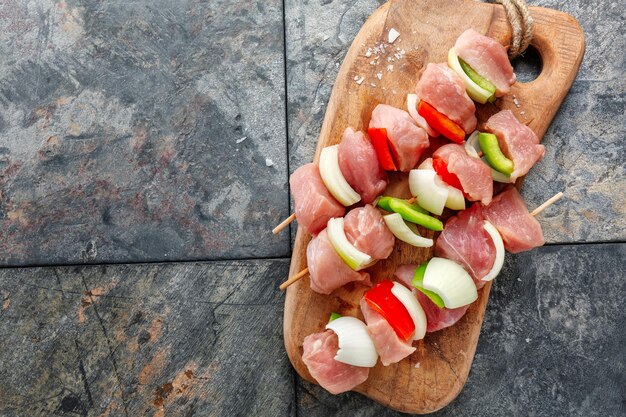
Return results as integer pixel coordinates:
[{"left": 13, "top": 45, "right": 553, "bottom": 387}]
[
  {"left": 445, "top": 186, "right": 466, "bottom": 210},
  {"left": 481, "top": 221, "right": 505, "bottom": 282},
  {"left": 465, "top": 131, "right": 514, "bottom": 183},
  {"left": 319, "top": 145, "right": 361, "bottom": 206},
  {"left": 408, "top": 169, "right": 449, "bottom": 215},
  {"left": 407, "top": 93, "right": 439, "bottom": 137},
  {"left": 416, "top": 159, "right": 465, "bottom": 210},
  {"left": 391, "top": 282, "right": 427, "bottom": 340},
  {"left": 423, "top": 257, "right": 478, "bottom": 308},
  {"left": 383, "top": 213, "right": 433, "bottom": 248},
  {"left": 465, "top": 131, "right": 481, "bottom": 158},
  {"left": 447, "top": 48, "right": 494, "bottom": 104},
  {"left": 326, "top": 217, "right": 373, "bottom": 271},
  {"left": 326, "top": 317, "right": 378, "bottom": 367}
]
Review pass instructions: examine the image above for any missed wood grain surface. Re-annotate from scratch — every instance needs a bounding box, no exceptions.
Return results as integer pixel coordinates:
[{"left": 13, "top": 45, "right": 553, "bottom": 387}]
[{"left": 284, "top": 0, "right": 584, "bottom": 413}]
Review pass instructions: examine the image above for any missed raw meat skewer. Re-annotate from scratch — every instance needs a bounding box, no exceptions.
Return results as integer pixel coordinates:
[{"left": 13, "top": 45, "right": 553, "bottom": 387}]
[{"left": 279, "top": 192, "right": 562, "bottom": 291}]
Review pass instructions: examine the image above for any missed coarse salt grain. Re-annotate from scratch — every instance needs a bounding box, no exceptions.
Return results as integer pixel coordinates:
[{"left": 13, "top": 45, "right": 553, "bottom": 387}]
[
  {"left": 376, "top": 72, "right": 382, "bottom": 80},
  {"left": 236, "top": 136, "right": 247, "bottom": 144},
  {"left": 387, "top": 64, "right": 394, "bottom": 72},
  {"left": 356, "top": 76, "right": 365, "bottom": 85},
  {"left": 388, "top": 28, "right": 400, "bottom": 43},
  {"left": 265, "top": 158, "right": 274, "bottom": 167}
]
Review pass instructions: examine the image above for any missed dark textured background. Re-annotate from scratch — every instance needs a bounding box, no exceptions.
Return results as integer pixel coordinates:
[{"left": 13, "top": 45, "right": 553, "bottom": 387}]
[{"left": 0, "top": 0, "right": 624, "bottom": 416}]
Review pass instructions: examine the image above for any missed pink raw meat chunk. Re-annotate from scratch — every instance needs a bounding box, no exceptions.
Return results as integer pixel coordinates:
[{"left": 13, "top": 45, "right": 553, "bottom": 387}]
[
  {"left": 338, "top": 127, "right": 388, "bottom": 204},
  {"left": 344, "top": 204, "right": 395, "bottom": 260},
  {"left": 415, "top": 63, "right": 477, "bottom": 133},
  {"left": 369, "top": 104, "right": 430, "bottom": 172},
  {"left": 483, "top": 187, "right": 545, "bottom": 253},
  {"left": 434, "top": 143, "right": 493, "bottom": 204},
  {"left": 435, "top": 203, "right": 496, "bottom": 289},
  {"left": 290, "top": 163, "right": 345, "bottom": 235},
  {"left": 360, "top": 298, "right": 415, "bottom": 366},
  {"left": 485, "top": 110, "right": 545, "bottom": 182},
  {"left": 416, "top": 291, "right": 469, "bottom": 333},
  {"left": 302, "top": 330, "right": 369, "bottom": 394},
  {"left": 307, "top": 229, "right": 371, "bottom": 294},
  {"left": 454, "top": 28, "right": 516, "bottom": 96}
]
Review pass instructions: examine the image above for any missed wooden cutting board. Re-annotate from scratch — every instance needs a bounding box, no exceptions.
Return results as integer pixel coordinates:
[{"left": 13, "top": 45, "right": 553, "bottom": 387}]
[{"left": 283, "top": 0, "right": 584, "bottom": 413}]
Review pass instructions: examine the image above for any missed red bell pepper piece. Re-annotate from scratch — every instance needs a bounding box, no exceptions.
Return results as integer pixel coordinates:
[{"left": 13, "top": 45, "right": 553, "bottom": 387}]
[
  {"left": 417, "top": 100, "right": 465, "bottom": 144},
  {"left": 432, "top": 157, "right": 466, "bottom": 195},
  {"left": 367, "top": 127, "right": 397, "bottom": 171},
  {"left": 363, "top": 281, "right": 415, "bottom": 341}
]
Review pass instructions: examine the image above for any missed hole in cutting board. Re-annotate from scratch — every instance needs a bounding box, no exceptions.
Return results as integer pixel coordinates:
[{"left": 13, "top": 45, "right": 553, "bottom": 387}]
[{"left": 511, "top": 45, "right": 542, "bottom": 83}]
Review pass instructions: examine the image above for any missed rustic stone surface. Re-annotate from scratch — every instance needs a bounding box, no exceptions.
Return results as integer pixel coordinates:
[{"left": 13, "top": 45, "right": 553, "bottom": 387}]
[
  {"left": 296, "top": 243, "right": 626, "bottom": 416},
  {"left": 0, "top": 259, "right": 295, "bottom": 416},
  {"left": 0, "top": 0, "right": 624, "bottom": 415},
  {"left": 0, "top": 0, "right": 289, "bottom": 266},
  {"left": 520, "top": 0, "right": 625, "bottom": 244},
  {"left": 285, "top": 0, "right": 626, "bottom": 244}
]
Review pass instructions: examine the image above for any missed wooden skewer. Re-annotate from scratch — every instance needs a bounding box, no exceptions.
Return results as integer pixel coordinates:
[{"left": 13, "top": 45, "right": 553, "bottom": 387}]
[
  {"left": 278, "top": 191, "right": 565, "bottom": 291},
  {"left": 530, "top": 191, "right": 563, "bottom": 217},
  {"left": 279, "top": 268, "right": 309, "bottom": 291},
  {"left": 273, "top": 197, "right": 418, "bottom": 235},
  {"left": 272, "top": 213, "right": 296, "bottom": 234}
]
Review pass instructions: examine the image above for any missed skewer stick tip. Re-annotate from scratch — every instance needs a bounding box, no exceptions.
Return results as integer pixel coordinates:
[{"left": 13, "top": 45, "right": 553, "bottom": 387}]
[
  {"left": 530, "top": 192, "right": 563, "bottom": 217},
  {"left": 279, "top": 267, "right": 309, "bottom": 291},
  {"left": 273, "top": 213, "right": 296, "bottom": 234}
]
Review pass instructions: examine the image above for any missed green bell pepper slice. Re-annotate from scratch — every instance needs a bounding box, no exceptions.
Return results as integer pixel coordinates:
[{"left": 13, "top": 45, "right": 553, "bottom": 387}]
[
  {"left": 388, "top": 198, "right": 443, "bottom": 232},
  {"left": 459, "top": 58, "right": 497, "bottom": 103},
  {"left": 376, "top": 196, "right": 428, "bottom": 214},
  {"left": 478, "top": 132, "right": 514, "bottom": 176},
  {"left": 411, "top": 262, "right": 446, "bottom": 308},
  {"left": 376, "top": 196, "right": 394, "bottom": 212},
  {"left": 328, "top": 312, "right": 342, "bottom": 323}
]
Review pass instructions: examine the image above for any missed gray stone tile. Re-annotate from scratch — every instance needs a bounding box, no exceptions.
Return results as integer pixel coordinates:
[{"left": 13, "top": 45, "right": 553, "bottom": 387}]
[
  {"left": 295, "top": 243, "right": 625, "bottom": 416},
  {"left": 0, "top": 0, "right": 290, "bottom": 266},
  {"left": 284, "top": 0, "right": 625, "bottom": 243},
  {"left": 520, "top": 0, "right": 625, "bottom": 244},
  {"left": 0, "top": 259, "right": 295, "bottom": 417},
  {"left": 285, "top": 0, "right": 381, "bottom": 170}
]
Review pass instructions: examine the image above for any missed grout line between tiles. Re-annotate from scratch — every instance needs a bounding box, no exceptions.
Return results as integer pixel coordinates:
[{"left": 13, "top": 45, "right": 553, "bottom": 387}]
[
  {"left": 0, "top": 255, "right": 293, "bottom": 271},
  {"left": 543, "top": 240, "right": 626, "bottom": 247},
  {"left": 0, "top": 241, "right": 624, "bottom": 271},
  {"left": 281, "top": 0, "right": 293, "bottom": 255}
]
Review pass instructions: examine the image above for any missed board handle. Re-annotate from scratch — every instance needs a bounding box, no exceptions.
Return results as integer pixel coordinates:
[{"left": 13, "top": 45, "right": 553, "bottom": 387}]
[{"left": 505, "top": 7, "right": 585, "bottom": 137}]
